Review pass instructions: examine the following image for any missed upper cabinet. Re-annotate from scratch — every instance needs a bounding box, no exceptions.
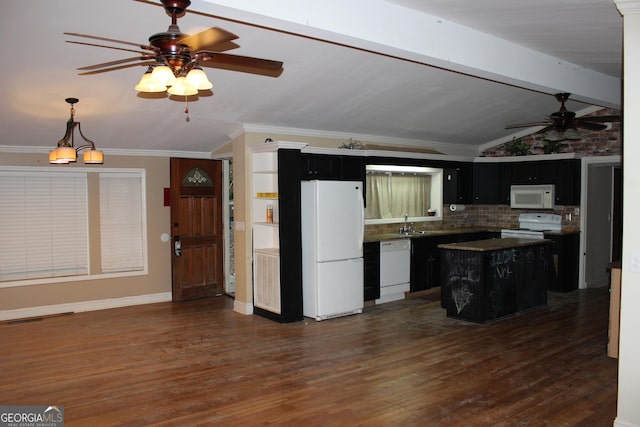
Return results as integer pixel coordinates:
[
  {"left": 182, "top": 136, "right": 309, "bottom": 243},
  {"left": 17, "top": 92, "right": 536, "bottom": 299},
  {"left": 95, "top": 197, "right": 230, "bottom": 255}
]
[
  {"left": 472, "top": 163, "right": 500, "bottom": 204},
  {"left": 443, "top": 164, "right": 472, "bottom": 204},
  {"left": 300, "top": 153, "right": 365, "bottom": 181}
]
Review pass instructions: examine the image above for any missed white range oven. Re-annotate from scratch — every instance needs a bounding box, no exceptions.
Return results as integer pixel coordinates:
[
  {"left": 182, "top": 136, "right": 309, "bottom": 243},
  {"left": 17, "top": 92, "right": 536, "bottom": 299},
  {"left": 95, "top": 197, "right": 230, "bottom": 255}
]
[{"left": 500, "top": 213, "right": 562, "bottom": 239}]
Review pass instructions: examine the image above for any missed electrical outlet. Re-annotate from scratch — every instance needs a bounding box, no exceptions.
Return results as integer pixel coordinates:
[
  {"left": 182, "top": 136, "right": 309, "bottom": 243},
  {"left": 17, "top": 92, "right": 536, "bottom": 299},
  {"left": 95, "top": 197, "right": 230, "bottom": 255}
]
[{"left": 631, "top": 251, "right": 640, "bottom": 273}]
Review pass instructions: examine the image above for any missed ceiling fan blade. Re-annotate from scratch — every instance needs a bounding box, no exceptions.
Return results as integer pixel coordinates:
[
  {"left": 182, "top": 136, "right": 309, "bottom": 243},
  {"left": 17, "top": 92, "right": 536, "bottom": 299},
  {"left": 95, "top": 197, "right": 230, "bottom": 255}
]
[
  {"left": 77, "top": 56, "right": 156, "bottom": 71},
  {"left": 64, "top": 32, "right": 156, "bottom": 51},
  {"left": 198, "top": 52, "right": 284, "bottom": 77},
  {"left": 180, "top": 27, "right": 239, "bottom": 52},
  {"left": 78, "top": 61, "right": 156, "bottom": 75},
  {"left": 576, "top": 115, "right": 622, "bottom": 123},
  {"left": 66, "top": 40, "right": 154, "bottom": 56},
  {"left": 575, "top": 121, "right": 608, "bottom": 131},
  {"left": 505, "top": 121, "right": 552, "bottom": 130}
]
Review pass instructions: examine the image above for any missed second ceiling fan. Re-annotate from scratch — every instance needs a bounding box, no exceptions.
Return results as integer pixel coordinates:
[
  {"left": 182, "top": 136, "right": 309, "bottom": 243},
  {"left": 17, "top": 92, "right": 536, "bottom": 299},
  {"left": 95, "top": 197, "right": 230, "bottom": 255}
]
[{"left": 505, "top": 93, "right": 621, "bottom": 141}]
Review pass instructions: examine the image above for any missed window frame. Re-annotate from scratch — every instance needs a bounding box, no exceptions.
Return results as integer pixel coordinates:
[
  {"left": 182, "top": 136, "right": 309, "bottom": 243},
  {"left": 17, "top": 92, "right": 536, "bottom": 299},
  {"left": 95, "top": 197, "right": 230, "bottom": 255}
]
[
  {"left": 364, "top": 165, "right": 443, "bottom": 225},
  {"left": 0, "top": 166, "right": 148, "bottom": 289}
]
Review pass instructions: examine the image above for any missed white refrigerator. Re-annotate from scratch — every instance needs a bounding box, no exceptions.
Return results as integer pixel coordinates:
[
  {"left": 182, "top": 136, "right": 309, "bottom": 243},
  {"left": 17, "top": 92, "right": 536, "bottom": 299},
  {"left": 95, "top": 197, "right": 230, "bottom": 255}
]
[{"left": 301, "top": 180, "right": 365, "bottom": 321}]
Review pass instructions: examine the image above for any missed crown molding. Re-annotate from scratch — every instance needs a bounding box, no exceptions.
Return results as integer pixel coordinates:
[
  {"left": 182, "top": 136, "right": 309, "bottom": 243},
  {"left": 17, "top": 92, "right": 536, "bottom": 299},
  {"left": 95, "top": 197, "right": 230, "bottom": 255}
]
[
  {"left": 241, "top": 123, "right": 479, "bottom": 156},
  {"left": 0, "top": 145, "right": 215, "bottom": 159},
  {"left": 615, "top": 0, "right": 640, "bottom": 14}
]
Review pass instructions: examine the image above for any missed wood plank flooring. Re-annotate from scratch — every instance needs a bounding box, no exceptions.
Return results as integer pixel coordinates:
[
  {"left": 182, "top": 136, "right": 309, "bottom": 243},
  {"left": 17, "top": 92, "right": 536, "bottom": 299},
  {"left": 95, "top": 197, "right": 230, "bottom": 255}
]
[{"left": 1, "top": 288, "right": 617, "bottom": 426}]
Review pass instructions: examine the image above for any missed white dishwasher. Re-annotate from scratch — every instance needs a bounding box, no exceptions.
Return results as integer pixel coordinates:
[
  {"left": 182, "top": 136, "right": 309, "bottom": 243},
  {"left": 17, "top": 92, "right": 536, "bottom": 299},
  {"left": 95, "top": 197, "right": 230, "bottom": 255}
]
[{"left": 376, "top": 239, "right": 411, "bottom": 304}]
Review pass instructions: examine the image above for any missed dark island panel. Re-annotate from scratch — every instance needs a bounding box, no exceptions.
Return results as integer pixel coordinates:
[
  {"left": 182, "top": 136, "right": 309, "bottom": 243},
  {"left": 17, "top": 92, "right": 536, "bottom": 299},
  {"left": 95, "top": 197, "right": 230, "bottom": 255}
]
[{"left": 439, "top": 239, "right": 554, "bottom": 323}]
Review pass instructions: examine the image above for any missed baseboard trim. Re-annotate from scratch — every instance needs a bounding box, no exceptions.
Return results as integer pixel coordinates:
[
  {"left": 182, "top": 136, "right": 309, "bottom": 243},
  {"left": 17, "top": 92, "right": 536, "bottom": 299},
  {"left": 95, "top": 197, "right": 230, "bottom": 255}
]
[
  {"left": 234, "top": 299, "right": 254, "bottom": 315},
  {"left": 0, "top": 292, "right": 172, "bottom": 322}
]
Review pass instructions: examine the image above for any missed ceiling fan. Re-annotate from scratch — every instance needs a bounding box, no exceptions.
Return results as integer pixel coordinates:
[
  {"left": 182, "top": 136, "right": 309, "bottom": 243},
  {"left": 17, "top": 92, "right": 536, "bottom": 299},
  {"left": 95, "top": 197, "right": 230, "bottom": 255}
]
[
  {"left": 505, "top": 93, "right": 621, "bottom": 141},
  {"left": 65, "top": 0, "right": 284, "bottom": 96}
]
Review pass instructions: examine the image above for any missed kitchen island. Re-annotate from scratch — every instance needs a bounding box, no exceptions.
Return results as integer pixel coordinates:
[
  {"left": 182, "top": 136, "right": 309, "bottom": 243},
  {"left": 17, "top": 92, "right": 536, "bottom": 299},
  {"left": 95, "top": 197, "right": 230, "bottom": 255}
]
[{"left": 438, "top": 238, "right": 554, "bottom": 323}]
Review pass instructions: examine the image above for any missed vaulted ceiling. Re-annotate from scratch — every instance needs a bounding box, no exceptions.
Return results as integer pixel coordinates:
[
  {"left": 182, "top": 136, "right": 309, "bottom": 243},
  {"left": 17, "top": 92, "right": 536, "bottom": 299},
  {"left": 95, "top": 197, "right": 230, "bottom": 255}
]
[{"left": 0, "top": 0, "right": 622, "bottom": 157}]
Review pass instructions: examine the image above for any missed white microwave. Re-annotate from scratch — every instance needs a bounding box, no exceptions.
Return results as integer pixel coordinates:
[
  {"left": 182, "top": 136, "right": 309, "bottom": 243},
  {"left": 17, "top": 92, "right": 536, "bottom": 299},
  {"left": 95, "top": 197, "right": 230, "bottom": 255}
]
[{"left": 510, "top": 184, "right": 555, "bottom": 209}]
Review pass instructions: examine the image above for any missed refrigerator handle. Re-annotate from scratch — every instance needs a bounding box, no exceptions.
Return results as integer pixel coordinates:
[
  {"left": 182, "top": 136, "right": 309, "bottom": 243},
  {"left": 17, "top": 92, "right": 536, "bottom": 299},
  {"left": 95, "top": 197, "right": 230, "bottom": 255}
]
[{"left": 357, "top": 185, "right": 365, "bottom": 251}]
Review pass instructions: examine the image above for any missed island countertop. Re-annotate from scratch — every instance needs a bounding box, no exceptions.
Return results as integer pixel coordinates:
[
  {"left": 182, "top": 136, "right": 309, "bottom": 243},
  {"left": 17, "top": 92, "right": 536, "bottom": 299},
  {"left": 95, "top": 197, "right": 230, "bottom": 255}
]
[{"left": 437, "top": 237, "right": 552, "bottom": 252}]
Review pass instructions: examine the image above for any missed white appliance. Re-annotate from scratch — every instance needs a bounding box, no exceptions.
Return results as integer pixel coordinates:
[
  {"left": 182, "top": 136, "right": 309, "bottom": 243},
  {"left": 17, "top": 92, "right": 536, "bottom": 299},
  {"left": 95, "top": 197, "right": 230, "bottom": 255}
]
[
  {"left": 377, "top": 239, "right": 411, "bottom": 304},
  {"left": 510, "top": 184, "right": 555, "bottom": 209},
  {"left": 301, "top": 180, "right": 365, "bottom": 321},
  {"left": 500, "top": 213, "right": 562, "bottom": 239}
]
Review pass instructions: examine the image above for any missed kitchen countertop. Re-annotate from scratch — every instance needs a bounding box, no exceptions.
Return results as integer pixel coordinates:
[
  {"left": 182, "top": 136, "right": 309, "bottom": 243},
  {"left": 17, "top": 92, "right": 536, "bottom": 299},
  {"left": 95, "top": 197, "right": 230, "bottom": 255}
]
[
  {"left": 438, "top": 237, "right": 552, "bottom": 252},
  {"left": 364, "top": 227, "right": 578, "bottom": 242},
  {"left": 364, "top": 228, "right": 498, "bottom": 243}
]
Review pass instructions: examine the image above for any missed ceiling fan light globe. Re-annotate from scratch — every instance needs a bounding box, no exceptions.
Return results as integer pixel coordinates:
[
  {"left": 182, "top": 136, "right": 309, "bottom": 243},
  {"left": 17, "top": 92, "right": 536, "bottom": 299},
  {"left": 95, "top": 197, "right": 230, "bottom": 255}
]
[
  {"left": 134, "top": 72, "right": 168, "bottom": 92},
  {"left": 185, "top": 68, "right": 213, "bottom": 90},
  {"left": 150, "top": 65, "right": 177, "bottom": 86},
  {"left": 563, "top": 128, "right": 582, "bottom": 140},
  {"left": 544, "top": 130, "right": 563, "bottom": 142},
  {"left": 167, "top": 77, "right": 198, "bottom": 96}
]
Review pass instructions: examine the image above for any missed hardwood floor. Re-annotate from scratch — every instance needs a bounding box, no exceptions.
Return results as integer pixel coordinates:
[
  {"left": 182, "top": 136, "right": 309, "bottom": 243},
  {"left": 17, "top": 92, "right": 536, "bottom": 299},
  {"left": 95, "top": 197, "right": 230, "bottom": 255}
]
[{"left": 1, "top": 288, "right": 617, "bottom": 426}]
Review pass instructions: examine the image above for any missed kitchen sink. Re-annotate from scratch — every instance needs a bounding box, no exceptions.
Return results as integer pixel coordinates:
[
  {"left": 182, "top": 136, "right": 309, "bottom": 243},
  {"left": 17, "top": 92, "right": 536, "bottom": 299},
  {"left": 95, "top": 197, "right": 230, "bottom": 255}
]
[{"left": 398, "top": 230, "right": 428, "bottom": 236}]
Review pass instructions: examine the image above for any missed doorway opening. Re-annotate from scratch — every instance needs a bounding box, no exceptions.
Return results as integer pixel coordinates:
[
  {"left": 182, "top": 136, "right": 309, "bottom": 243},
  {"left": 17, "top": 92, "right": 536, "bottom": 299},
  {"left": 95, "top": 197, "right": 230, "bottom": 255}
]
[{"left": 223, "top": 159, "right": 235, "bottom": 297}]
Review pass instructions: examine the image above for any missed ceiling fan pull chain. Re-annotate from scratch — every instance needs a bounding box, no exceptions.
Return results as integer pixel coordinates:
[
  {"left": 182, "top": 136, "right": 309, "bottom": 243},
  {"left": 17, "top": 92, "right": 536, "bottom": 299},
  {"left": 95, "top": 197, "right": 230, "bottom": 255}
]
[{"left": 184, "top": 96, "right": 190, "bottom": 122}]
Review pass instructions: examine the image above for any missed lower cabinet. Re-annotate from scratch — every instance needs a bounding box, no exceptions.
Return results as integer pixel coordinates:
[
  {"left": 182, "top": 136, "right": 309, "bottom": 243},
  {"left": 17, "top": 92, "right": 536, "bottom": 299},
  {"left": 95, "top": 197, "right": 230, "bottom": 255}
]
[
  {"left": 410, "top": 231, "right": 499, "bottom": 294},
  {"left": 544, "top": 232, "right": 580, "bottom": 292},
  {"left": 364, "top": 241, "right": 380, "bottom": 301}
]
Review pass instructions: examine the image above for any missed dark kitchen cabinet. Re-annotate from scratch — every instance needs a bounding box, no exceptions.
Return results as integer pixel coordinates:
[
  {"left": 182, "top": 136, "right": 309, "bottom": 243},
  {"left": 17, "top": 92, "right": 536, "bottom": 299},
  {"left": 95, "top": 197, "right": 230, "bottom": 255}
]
[
  {"left": 472, "top": 163, "right": 500, "bottom": 204},
  {"left": 544, "top": 232, "right": 580, "bottom": 292},
  {"left": 503, "top": 159, "right": 581, "bottom": 205},
  {"left": 340, "top": 155, "right": 365, "bottom": 181},
  {"left": 410, "top": 231, "right": 497, "bottom": 293},
  {"left": 554, "top": 159, "right": 581, "bottom": 205},
  {"left": 498, "top": 163, "right": 513, "bottom": 204},
  {"left": 300, "top": 153, "right": 365, "bottom": 182},
  {"left": 364, "top": 241, "right": 380, "bottom": 301},
  {"left": 443, "top": 164, "right": 472, "bottom": 204},
  {"left": 301, "top": 153, "right": 342, "bottom": 180},
  {"left": 511, "top": 160, "right": 556, "bottom": 185},
  {"left": 410, "top": 236, "right": 446, "bottom": 292}
]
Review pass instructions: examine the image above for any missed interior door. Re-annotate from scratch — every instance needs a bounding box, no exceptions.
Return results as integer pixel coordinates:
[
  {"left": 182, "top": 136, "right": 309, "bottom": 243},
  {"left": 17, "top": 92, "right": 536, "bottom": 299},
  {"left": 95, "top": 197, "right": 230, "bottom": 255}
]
[
  {"left": 584, "top": 164, "right": 613, "bottom": 288},
  {"left": 170, "top": 158, "right": 223, "bottom": 301}
]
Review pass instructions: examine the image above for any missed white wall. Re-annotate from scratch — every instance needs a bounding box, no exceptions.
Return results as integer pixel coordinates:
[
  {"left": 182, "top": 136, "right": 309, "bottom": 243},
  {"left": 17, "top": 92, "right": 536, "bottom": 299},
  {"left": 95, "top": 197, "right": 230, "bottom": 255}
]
[{"left": 614, "top": 2, "right": 640, "bottom": 426}]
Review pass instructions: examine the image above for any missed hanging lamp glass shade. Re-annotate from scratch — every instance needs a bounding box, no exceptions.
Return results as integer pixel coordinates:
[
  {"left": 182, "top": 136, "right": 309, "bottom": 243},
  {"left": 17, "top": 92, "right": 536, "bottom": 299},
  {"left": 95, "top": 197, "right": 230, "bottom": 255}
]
[
  {"left": 150, "top": 65, "right": 176, "bottom": 87},
  {"left": 55, "top": 146, "right": 77, "bottom": 162},
  {"left": 167, "top": 77, "right": 198, "bottom": 96},
  {"left": 49, "top": 149, "right": 69, "bottom": 164},
  {"left": 185, "top": 68, "right": 213, "bottom": 90},
  {"left": 135, "top": 71, "right": 167, "bottom": 92},
  {"left": 83, "top": 149, "right": 104, "bottom": 164}
]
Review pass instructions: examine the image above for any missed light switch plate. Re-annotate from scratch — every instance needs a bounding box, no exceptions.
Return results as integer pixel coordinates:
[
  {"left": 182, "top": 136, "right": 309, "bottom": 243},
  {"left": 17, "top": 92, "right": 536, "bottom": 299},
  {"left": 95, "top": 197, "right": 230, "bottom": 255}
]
[{"left": 630, "top": 251, "right": 640, "bottom": 273}]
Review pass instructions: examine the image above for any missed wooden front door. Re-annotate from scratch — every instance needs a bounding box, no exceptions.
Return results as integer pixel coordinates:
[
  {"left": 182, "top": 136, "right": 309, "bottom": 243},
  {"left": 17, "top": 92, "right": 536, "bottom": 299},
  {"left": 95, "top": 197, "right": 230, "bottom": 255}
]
[{"left": 170, "top": 158, "right": 224, "bottom": 301}]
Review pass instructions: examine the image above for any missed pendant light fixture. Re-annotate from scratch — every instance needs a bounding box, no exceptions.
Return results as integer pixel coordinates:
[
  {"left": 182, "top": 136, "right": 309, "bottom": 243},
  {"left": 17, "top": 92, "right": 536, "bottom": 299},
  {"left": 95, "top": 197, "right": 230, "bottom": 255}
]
[{"left": 49, "top": 98, "right": 104, "bottom": 165}]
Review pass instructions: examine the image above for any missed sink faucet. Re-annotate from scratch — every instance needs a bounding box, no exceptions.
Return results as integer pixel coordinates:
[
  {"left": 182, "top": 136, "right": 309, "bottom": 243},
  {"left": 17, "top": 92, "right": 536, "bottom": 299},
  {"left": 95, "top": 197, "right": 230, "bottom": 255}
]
[{"left": 399, "top": 213, "right": 413, "bottom": 234}]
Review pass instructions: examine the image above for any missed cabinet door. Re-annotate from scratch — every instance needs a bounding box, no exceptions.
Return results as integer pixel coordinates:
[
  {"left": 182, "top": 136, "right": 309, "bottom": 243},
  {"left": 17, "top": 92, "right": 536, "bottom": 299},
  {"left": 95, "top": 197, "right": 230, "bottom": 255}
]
[
  {"left": 510, "top": 162, "right": 536, "bottom": 184},
  {"left": 300, "top": 153, "right": 341, "bottom": 180},
  {"left": 410, "top": 237, "right": 443, "bottom": 292},
  {"left": 473, "top": 163, "right": 500, "bottom": 204},
  {"left": 443, "top": 164, "right": 472, "bottom": 204},
  {"left": 534, "top": 161, "right": 557, "bottom": 184},
  {"left": 340, "top": 156, "right": 365, "bottom": 181},
  {"left": 555, "top": 159, "right": 581, "bottom": 205},
  {"left": 364, "top": 242, "right": 380, "bottom": 301},
  {"left": 545, "top": 233, "right": 580, "bottom": 292},
  {"left": 498, "top": 163, "right": 513, "bottom": 204}
]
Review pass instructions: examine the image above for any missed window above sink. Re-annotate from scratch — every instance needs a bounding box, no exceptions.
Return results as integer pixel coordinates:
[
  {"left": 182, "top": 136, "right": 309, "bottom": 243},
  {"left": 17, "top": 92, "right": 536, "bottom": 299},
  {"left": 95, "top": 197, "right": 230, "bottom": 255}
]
[{"left": 365, "top": 165, "right": 443, "bottom": 225}]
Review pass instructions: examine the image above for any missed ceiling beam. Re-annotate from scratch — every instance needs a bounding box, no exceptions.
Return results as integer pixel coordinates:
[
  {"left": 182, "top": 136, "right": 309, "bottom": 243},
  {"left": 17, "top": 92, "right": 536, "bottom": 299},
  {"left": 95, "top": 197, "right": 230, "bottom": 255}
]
[{"left": 199, "top": 0, "right": 621, "bottom": 108}]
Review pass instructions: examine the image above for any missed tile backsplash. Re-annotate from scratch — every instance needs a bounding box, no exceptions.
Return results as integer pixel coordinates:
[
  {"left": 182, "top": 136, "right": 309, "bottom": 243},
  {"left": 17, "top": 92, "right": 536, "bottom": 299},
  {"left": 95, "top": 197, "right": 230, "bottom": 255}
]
[{"left": 364, "top": 204, "right": 580, "bottom": 235}]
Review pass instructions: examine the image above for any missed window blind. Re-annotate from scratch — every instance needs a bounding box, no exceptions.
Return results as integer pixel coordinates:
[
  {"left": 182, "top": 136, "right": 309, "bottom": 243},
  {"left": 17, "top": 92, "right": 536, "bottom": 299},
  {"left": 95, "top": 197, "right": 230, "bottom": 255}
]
[
  {"left": 0, "top": 171, "right": 88, "bottom": 281},
  {"left": 99, "top": 173, "right": 145, "bottom": 273}
]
